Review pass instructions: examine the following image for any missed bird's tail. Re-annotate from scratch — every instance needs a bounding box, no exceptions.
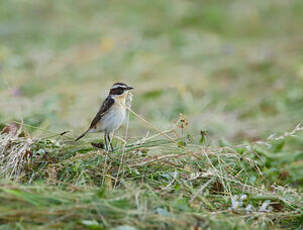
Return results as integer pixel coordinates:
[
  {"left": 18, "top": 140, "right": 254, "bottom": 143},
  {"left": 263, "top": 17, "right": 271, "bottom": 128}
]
[{"left": 75, "top": 130, "right": 89, "bottom": 141}]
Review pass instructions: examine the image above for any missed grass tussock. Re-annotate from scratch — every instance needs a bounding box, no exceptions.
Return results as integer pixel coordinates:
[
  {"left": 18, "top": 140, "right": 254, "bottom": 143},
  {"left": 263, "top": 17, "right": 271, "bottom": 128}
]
[{"left": 0, "top": 118, "right": 302, "bottom": 229}]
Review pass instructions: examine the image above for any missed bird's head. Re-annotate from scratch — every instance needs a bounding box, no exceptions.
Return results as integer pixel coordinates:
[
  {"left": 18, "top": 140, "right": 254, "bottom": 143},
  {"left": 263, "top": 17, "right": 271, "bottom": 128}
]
[{"left": 109, "top": 82, "right": 134, "bottom": 99}]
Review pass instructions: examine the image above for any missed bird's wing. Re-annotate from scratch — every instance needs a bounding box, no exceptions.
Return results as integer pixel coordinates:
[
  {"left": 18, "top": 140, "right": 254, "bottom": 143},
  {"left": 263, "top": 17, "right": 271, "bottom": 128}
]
[{"left": 89, "top": 96, "right": 115, "bottom": 129}]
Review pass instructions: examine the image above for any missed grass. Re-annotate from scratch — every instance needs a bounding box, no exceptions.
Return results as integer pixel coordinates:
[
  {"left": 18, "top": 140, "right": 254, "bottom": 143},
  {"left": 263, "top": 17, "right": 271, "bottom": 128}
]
[{"left": 1, "top": 0, "right": 303, "bottom": 229}]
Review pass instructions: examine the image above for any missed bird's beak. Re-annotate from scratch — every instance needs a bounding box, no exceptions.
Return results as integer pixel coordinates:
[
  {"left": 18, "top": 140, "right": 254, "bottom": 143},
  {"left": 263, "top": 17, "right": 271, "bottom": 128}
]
[{"left": 126, "top": 86, "right": 134, "bottom": 90}]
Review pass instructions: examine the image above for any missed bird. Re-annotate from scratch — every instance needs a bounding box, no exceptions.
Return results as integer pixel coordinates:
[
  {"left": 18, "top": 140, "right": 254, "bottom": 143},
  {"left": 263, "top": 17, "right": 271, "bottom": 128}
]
[{"left": 75, "top": 82, "right": 134, "bottom": 152}]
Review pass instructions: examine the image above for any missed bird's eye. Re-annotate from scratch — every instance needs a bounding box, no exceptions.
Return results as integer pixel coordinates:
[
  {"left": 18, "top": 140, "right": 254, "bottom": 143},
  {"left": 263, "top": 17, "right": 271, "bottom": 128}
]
[{"left": 117, "top": 88, "right": 124, "bottom": 95}]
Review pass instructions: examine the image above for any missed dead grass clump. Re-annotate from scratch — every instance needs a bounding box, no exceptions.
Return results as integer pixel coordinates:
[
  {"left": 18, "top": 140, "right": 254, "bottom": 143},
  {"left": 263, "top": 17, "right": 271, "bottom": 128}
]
[{"left": 0, "top": 123, "right": 33, "bottom": 180}]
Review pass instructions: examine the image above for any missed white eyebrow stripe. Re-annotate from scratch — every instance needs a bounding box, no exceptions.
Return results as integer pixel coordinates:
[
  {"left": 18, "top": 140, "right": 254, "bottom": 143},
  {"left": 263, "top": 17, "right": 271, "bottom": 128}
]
[{"left": 111, "top": 84, "right": 127, "bottom": 89}]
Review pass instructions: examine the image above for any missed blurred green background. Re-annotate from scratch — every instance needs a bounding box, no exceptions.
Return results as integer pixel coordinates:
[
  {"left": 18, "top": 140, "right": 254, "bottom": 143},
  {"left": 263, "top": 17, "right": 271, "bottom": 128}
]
[{"left": 1, "top": 0, "right": 303, "bottom": 143}]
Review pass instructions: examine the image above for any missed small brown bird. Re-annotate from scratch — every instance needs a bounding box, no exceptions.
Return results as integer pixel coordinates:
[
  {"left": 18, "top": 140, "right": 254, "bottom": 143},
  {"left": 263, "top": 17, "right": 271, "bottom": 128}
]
[{"left": 75, "top": 82, "right": 134, "bottom": 151}]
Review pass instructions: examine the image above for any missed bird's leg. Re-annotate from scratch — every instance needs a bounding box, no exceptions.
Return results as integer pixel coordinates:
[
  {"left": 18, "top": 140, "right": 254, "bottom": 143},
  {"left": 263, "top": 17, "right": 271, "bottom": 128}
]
[
  {"left": 104, "top": 133, "right": 108, "bottom": 151},
  {"left": 107, "top": 133, "right": 114, "bottom": 152}
]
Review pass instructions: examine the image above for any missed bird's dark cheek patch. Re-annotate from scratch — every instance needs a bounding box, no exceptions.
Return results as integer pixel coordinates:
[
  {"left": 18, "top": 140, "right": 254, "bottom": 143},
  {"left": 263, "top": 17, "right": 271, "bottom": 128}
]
[{"left": 110, "top": 88, "right": 124, "bottom": 95}]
